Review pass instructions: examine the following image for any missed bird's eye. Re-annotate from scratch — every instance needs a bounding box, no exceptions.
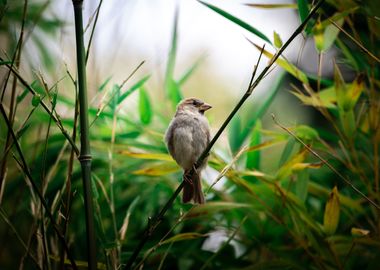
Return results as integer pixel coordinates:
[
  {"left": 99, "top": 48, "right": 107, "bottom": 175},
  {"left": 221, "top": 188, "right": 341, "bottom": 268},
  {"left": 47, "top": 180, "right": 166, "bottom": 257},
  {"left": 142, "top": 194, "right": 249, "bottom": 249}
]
[{"left": 192, "top": 99, "right": 202, "bottom": 106}]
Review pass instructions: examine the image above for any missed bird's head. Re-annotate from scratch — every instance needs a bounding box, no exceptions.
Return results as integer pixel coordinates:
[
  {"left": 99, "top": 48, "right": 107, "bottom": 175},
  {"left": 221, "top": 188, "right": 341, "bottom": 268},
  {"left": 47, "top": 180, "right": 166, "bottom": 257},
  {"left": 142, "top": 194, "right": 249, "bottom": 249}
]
[{"left": 176, "top": 97, "right": 212, "bottom": 116}]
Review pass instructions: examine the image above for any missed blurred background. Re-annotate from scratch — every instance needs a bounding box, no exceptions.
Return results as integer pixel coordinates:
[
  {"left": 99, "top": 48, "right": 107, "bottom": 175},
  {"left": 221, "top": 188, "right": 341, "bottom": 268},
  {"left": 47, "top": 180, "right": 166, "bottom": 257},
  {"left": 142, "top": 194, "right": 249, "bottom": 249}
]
[{"left": 1, "top": 0, "right": 379, "bottom": 269}]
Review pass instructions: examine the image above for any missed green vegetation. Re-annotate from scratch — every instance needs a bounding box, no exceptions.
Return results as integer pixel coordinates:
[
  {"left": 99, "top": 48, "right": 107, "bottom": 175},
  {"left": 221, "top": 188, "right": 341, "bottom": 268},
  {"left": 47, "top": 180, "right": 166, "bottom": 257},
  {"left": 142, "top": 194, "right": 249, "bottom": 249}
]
[{"left": 1, "top": 0, "right": 379, "bottom": 269}]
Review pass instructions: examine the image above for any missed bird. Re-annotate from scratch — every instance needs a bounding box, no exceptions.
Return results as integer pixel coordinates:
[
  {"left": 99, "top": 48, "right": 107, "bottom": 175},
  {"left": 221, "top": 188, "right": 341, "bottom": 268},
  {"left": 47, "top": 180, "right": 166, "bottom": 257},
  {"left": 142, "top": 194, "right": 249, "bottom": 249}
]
[{"left": 165, "top": 97, "right": 212, "bottom": 204}]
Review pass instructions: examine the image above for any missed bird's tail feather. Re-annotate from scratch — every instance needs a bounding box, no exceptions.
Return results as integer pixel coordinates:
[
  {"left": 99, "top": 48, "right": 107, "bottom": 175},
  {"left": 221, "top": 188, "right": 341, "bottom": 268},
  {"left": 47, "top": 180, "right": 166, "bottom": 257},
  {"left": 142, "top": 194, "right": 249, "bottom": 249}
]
[{"left": 182, "top": 170, "right": 205, "bottom": 204}]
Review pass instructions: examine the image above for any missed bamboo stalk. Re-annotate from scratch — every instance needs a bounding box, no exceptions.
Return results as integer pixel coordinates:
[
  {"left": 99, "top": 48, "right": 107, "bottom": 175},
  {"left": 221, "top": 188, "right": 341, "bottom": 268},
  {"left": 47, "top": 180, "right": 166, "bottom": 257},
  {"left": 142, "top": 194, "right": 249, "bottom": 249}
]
[{"left": 72, "top": 0, "right": 97, "bottom": 269}]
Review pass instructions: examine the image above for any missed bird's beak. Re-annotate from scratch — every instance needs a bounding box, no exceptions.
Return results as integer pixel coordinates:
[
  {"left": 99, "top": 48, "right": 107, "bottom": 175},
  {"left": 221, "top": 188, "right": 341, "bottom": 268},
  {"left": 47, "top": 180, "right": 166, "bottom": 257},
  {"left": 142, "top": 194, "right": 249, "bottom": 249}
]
[{"left": 199, "top": 103, "right": 212, "bottom": 112}]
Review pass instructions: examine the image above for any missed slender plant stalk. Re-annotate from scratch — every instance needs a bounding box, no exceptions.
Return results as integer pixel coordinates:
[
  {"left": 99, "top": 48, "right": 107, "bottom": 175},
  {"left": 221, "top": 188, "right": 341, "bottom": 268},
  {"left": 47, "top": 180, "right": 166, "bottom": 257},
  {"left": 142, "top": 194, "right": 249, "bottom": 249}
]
[
  {"left": 85, "top": 0, "right": 104, "bottom": 64},
  {"left": 72, "top": 0, "right": 97, "bottom": 269},
  {"left": 124, "top": 1, "right": 326, "bottom": 268}
]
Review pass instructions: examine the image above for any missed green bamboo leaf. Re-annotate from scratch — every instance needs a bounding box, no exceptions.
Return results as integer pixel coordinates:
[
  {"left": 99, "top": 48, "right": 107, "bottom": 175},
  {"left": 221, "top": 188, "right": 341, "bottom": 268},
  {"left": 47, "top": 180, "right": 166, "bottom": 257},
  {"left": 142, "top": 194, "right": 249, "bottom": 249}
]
[
  {"left": 245, "top": 3, "right": 297, "bottom": 9},
  {"left": 198, "top": 1, "right": 272, "bottom": 44},
  {"left": 273, "top": 31, "right": 283, "bottom": 48},
  {"left": 295, "top": 125, "right": 319, "bottom": 142},
  {"left": 165, "top": 8, "right": 183, "bottom": 108},
  {"left": 16, "top": 88, "right": 29, "bottom": 104},
  {"left": 138, "top": 86, "right": 152, "bottom": 125},
  {"left": 187, "top": 202, "right": 251, "bottom": 218},
  {"left": 161, "top": 233, "right": 207, "bottom": 245},
  {"left": 32, "top": 94, "right": 41, "bottom": 107},
  {"left": 295, "top": 169, "right": 309, "bottom": 202},
  {"left": 98, "top": 76, "right": 112, "bottom": 92},
  {"left": 278, "top": 137, "right": 297, "bottom": 167},
  {"left": 178, "top": 58, "right": 203, "bottom": 86},
  {"left": 246, "top": 120, "right": 261, "bottom": 171},
  {"left": 228, "top": 116, "right": 242, "bottom": 154},
  {"left": 323, "top": 186, "right": 340, "bottom": 235},
  {"left": 117, "top": 75, "right": 150, "bottom": 104},
  {"left": 297, "top": 0, "right": 309, "bottom": 23},
  {"left": 0, "top": 60, "right": 12, "bottom": 65},
  {"left": 315, "top": 18, "right": 344, "bottom": 52}
]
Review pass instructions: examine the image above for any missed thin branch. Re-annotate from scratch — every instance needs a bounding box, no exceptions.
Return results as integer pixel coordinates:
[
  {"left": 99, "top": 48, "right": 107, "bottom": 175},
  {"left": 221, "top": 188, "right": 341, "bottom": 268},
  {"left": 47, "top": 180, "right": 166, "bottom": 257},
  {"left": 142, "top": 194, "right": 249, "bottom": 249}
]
[
  {"left": 271, "top": 113, "right": 380, "bottom": 210},
  {"left": 124, "top": 1, "right": 326, "bottom": 268},
  {"left": 330, "top": 19, "right": 380, "bottom": 63},
  {"left": 85, "top": 0, "right": 104, "bottom": 64}
]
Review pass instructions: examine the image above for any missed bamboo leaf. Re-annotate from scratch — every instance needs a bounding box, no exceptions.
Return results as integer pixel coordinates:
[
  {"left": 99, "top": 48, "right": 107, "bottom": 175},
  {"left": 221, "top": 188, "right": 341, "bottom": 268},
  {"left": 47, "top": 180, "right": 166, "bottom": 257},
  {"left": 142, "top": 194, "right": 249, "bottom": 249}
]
[
  {"left": 165, "top": 8, "right": 183, "bottom": 108},
  {"left": 133, "top": 163, "right": 180, "bottom": 176},
  {"left": 351, "top": 227, "right": 370, "bottom": 237},
  {"left": 32, "top": 94, "right": 41, "bottom": 107},
  {"left": 198, "top": 1, "right": 272, "bottom": 44},
  {"left": 98, "top": 76, "right": 112, "bottom": 92},
  {"left": 245, "top": 3, "right": 297, "bottom": 9},
  {"left": 17, "top": 88, "right": 29, "bottom": 104},
  {"left": 246, "top": 120, "right": 261, "bottom": 171},
  {"left": 160, "top": 233, "right": 207, "bottom": 245},
  {"left": 228, "top": 116, "right": 242, "bottom": 154},
  {"left": 117, "top": 75, "right": 150, "bottom": 104},
  {"left": 120, "top": 196, "right": 140, "bottom": 241},
  {"left": 119, "top": 151, "right": 174, "bottom": 162},
  {"left": 295, "top": 169, "right": 309, "bottom": 202},
  {"left": 297, "top": 0, "right": 309, "bottom": 23},
  {"left": 295, "top": 125, "right": 319, "bottom": 142},
  {"left": 139, "top": 86, "right": 152, "bottom": 125},
  {"left": 323, "top": 186, "right": 340, "bottom": 235},
  {"left": 178, "top": 58, "right": 203, "bottom": 86},
  {"left": 278, "top": 137, "right": 297, "bottom": 167},
  {"left": 187, "top": 202, "right": 251, "bottom": 218},
  {"left": 273, "top": 31, "right": 283, "bottom": 48}
]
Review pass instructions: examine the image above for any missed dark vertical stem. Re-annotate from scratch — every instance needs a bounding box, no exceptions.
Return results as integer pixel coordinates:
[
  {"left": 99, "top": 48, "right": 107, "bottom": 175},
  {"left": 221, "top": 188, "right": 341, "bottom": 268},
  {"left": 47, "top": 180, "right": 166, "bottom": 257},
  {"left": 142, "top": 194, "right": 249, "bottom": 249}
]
[{"left": 72, "top": 1, "right": 97, "bottom": 269}]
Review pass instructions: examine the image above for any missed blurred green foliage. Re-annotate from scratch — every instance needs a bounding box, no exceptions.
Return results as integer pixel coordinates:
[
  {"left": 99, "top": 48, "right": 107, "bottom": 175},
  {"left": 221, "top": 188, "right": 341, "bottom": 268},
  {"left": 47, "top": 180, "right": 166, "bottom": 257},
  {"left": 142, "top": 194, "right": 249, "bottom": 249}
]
[{"left": 1, "top": 0, "right": 380, "bottom": 269}]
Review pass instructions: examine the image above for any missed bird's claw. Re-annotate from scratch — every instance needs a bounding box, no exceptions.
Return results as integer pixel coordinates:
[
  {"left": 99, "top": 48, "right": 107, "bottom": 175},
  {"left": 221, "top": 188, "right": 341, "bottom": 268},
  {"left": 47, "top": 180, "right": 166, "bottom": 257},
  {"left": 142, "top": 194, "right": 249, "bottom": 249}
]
[{"left": 183, "top": 170, "right": 193, "bottom": 185}]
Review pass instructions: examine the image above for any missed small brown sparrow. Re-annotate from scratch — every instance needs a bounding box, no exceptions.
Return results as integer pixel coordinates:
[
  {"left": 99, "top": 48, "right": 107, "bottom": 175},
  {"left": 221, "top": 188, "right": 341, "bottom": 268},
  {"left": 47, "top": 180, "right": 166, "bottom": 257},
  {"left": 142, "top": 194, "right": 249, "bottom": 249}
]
[{"left": 165, "top": 98, "right": 212, "bottom": 204}]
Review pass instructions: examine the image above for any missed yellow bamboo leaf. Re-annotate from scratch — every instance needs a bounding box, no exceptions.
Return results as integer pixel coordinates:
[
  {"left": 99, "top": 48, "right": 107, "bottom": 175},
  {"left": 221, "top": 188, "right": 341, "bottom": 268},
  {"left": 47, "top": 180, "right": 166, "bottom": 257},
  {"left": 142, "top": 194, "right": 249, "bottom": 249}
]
[
  {"left": 324, "top": 186, "right": 340, "bottom": 235},
  {"left": 351, "top": 227, "right": 370, "bottom": 237},
  {"left": 161, "top": 233, "right": 207, "bottom": 245},
  {"left": 292, "top": 162, "right": 323, "bottom": 170},
  {"left": 133, "top": 163, "right": 180, "bottom": 176},
  {"left": 119, "top": 150, "right": 174, "bottom": 162}
]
